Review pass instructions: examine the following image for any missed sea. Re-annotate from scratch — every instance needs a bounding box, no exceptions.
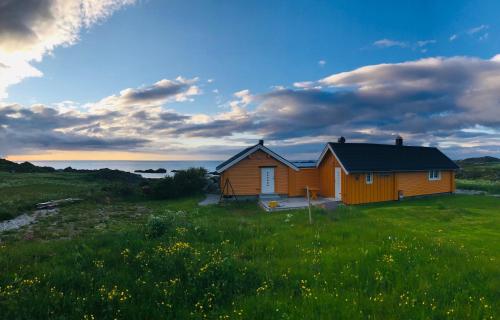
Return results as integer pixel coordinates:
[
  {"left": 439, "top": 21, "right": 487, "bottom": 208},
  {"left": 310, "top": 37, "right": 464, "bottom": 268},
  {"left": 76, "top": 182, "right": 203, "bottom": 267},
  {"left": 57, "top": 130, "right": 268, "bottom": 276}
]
[{"left": 27, "top": 160, "right": 221, "bottom": 179}]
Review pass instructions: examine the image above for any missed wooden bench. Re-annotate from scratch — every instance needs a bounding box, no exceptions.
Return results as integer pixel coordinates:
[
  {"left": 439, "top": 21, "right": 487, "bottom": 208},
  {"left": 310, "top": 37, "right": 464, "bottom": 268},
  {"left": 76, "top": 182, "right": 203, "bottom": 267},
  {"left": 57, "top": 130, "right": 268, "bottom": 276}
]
[{"left": 304, "top": 187, "right": 320, "bottom": 200}]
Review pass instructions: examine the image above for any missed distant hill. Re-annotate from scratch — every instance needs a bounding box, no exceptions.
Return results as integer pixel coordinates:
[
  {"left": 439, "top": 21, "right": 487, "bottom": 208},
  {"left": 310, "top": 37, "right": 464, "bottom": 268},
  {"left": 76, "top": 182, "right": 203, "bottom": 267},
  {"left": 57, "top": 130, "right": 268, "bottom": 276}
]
[
  {"left": 0, "top": 159, "right": 55, "bottom": 173},
  {"left": 456, "top": 156, "right": 500, "bottom": 166}
]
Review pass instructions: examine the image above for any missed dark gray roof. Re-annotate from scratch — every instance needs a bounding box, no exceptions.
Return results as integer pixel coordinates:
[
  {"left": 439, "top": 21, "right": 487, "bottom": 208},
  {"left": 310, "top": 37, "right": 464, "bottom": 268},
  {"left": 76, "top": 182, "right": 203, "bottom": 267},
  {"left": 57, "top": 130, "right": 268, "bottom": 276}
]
[
  {"left": 216, "top": 144, "right": 299, "bottom": 172},
  {"left": 328, "top": 142, "right": 459, "bottom": 172},
  {"left": 216, "top": 145, "right": 256, "bottom": 171}
]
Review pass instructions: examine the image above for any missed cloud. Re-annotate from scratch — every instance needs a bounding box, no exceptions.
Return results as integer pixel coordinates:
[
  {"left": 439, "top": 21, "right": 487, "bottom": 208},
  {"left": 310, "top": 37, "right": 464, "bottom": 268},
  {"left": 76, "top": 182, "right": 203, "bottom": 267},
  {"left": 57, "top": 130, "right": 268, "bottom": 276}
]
[
  {"left": 175, "top": 55, "right": 500, "bottom": 158},
  {"left": 97, "top": 77, "right": 200, "bottom": 108},
  {"left": 416, "top": 40, "right": 436, "bottom": 47},
  {"left": 2, "top": 57, "right": 500, "bottom": 159},
  {"left": 373, "top": 39, "right": 436, "bottom": 52},
  {"left": 0, "top": 0, "right": 135, "bottom": 99},
  {"left": 318, "top": 60, "right": 326, "bottom": 67},
  {"left": 467, "top": 24, "right": 489, "bottom": 35},
  {"left": 373, "top": 39, "right": 408, "bottom": 48},
  {"left": 0, "top": 77, "right": 200, "bottom": 155},
  {"left": 449, "top": 25, "right": 490, "bottom": 43}
]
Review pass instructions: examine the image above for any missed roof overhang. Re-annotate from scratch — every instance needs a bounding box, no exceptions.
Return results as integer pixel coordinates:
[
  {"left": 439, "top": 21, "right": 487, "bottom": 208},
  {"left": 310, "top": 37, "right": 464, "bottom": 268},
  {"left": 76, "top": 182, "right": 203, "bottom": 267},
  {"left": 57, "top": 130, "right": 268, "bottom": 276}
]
[
  {"left": 316, "top": 143, "right": 349, "bottom": 174},
  {"left": 216, "top": 144, "right": 300, "bottom": 173}
]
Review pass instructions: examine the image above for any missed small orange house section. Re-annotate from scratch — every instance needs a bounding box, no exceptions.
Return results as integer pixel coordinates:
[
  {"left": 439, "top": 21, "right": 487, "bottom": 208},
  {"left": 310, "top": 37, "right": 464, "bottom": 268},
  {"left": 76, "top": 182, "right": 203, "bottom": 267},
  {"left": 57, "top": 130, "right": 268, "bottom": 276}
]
[
  {"left": 220, "top": 149, "right": 289, "bottom": 196},
  {"left": 396, "top": 171, "right": 455, "bottom": 197},
  {"left": 288, "top": 168, "right": 319, "bottom": 197},
  {"left": 318, "top": 151, "right": 334, "bottom": 197},
  {"left": 343, "top": 173, "right": 396, "bottom": 205},
  {"left": 318, "top": 150, "right": 347, "bottom": 198}
]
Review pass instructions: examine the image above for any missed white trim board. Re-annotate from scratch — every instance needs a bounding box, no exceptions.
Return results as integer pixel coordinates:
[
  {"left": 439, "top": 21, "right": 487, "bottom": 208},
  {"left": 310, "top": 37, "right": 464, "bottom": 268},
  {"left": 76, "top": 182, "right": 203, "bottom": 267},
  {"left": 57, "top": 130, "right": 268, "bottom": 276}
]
[
  {"left": 316, "top": 143, "right": 349, "bottom": 175},
  {"left": 216, "top": 144, "right": 299, "bottom": 173}
]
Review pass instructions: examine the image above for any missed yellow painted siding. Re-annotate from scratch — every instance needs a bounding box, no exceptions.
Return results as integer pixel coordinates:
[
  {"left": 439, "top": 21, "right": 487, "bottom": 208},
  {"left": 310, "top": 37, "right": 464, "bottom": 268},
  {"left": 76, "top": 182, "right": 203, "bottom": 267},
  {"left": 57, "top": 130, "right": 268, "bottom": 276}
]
[
  {"left": 318, "top": 150, "right": 347, "bottom": 198},
  {"left": 288, "top": 168, "right": 320, "bottom": 197},
  {"left": 344, "top": 172, "right": 396, "bottom": 204},
  {"left": 396, "top": 171, "right": 454, "bottom": 197},
  {"left": 220, "top": 150, "right": 289, "bottom": 195},
  {"left": 318, "top": 151, "right": 334, "bottom": 197}
]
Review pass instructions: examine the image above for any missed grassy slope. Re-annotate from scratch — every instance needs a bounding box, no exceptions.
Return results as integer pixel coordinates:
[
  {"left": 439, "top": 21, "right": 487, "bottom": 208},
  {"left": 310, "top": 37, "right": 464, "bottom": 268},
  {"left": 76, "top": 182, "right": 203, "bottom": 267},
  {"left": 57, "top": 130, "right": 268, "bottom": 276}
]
[
  {"left": 456, "top": 162, "right": 500, "bottom": 194},
  {"left": 1, "top": 192, "right": 499, "bottom": 319},
  {"left": 0, "top": 172, "right": 103, "bottom": 221}
]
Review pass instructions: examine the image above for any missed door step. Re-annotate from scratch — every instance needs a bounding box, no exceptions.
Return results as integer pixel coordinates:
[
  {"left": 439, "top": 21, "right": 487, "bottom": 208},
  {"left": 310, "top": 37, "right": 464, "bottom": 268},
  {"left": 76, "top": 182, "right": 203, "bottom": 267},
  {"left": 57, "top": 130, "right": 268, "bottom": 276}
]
[{"left": 259, "top": 193, "right": 281, "bottom": 200}]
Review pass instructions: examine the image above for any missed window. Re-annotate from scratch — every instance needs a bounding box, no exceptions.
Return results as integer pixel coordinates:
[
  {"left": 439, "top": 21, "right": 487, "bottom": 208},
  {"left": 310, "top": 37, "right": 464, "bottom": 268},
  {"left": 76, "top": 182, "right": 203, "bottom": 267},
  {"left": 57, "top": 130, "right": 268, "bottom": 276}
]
[
  {"left": 366, "top": 173, "right": 373, "bottom": 184},
  {"left": 428, "top": 170, "right": 441, "bottom": 181}
]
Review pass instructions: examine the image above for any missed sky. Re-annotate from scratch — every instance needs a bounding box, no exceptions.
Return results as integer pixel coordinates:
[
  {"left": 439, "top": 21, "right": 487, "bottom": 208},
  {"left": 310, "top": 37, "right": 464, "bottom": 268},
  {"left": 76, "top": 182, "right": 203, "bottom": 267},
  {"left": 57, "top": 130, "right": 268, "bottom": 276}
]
[{"left": 0, "top": 0, "right": 499, "bottom": 161}]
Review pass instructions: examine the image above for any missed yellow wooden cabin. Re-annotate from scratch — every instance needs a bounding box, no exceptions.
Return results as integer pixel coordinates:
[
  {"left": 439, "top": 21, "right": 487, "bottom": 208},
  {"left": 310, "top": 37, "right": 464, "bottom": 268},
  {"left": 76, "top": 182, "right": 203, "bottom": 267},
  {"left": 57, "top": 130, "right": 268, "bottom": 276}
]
[{"left": 216, "top": 138, "right": 459, "bottom": 205}]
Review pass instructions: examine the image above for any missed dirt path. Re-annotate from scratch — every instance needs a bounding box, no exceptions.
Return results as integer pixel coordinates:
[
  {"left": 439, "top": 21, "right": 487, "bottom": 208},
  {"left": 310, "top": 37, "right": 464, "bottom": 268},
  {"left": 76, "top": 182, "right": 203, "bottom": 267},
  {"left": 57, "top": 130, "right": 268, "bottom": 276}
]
[
  {"left": 0, "top": 208, "right": 59, "bottom": 232},
  {"left": 0, "top": 198, "right": 81, "bottom": 233}
]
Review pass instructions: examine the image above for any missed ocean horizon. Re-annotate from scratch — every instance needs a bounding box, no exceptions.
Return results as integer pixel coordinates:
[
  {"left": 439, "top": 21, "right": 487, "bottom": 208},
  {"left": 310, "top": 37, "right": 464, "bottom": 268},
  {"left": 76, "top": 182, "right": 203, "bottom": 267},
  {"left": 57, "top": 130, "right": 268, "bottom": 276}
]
[{"left": 22, "top": 160, "right": 221, "bottom": 178}]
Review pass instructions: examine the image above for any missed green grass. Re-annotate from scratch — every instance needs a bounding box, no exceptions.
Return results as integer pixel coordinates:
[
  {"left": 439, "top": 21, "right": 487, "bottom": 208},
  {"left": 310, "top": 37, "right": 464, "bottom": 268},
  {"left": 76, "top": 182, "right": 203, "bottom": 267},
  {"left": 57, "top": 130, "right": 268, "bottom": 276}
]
[
  {"left": 0, "top": 172, "right": 103, "bottom": 221},
  {"left": 457, "top": 178, "right": 500, "bottom": 194},
  {"left": 455, "top": 161, "right": 500, "bottom": 194},
  {"left": 1, "top": 190, "right": 499, "bottom": 319}
]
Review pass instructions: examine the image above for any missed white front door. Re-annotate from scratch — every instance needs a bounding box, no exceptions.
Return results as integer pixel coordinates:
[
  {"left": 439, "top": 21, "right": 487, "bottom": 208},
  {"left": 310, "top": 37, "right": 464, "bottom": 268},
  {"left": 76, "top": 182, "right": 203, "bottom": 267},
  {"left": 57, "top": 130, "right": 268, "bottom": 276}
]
[
  {"left": 261, "top": 167, "right": 275, "bottom": 194},
  {"left": 335, "top": 167, "right": 342, "bottom": 200}
]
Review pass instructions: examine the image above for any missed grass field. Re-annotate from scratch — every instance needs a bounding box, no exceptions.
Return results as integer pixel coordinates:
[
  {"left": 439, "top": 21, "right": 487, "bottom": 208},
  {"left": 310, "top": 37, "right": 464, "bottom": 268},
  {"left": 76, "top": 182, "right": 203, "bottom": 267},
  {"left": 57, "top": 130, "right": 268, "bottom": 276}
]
[
  {"left": 0, "top": 172, "right": 103, "bottom": 221},
  {"left": 0, "top": 175, "right": 498, "bottom": 319},
  {"left": 456, "top": 161, "right": 500, "bottom": 194},
  {"left": 457, "top": 179, "right": 500, "bottom": 194}
]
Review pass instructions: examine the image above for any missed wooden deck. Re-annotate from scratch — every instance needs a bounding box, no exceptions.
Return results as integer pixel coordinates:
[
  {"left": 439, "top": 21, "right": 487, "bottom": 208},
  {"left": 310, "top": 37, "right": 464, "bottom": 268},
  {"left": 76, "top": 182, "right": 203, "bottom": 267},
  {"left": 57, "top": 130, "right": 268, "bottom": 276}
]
[{"left": 259, "top": 197, "right": 339, "bottom": 212}]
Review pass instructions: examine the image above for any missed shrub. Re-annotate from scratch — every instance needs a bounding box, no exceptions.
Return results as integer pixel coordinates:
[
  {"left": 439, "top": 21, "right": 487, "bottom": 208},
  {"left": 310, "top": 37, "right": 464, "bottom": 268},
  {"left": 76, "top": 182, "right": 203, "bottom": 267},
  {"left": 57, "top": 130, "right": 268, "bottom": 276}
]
[
  {"left": 144, "top": 210, "right": 190, "bottom": 238},
  {"left": 0, "top": 207, "right": 13, "bottom": 221},
  {"left": 173, "top": 167, "right": 207, "bottom": 195},
  {"left": 101, "top": 182, "right": 137, "bottom": 198},
  {"left": 89, "top": 168, "right": 143, "bottom": 183},
  {"left": 148, "top": 167, "right": 208, "bottom": 199}
]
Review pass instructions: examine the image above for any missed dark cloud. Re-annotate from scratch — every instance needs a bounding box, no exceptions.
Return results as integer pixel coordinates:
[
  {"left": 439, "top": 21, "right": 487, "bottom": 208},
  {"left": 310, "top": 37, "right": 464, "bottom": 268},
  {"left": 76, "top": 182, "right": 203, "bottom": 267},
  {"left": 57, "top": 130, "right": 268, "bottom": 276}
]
[
  {"left": 175, "top": 119, "right": 255, "bottom": 137},
  {"left": 0, "top": 104, "right": 118, "bottom": 130},
  {"left": 181, "top": 57, "right": 500, "bottom": 150},
  {"left": 0, "top": 0, "right": 54, "bottom": 48},
  {"left": 2, "top": 56, "right": 500, "bottom": 158},
  {"left": 103, "top": 78, "right": 199, "bottom": 107},
  {"left": 0, "top": 129, "right": 148, "bottom": 155}
]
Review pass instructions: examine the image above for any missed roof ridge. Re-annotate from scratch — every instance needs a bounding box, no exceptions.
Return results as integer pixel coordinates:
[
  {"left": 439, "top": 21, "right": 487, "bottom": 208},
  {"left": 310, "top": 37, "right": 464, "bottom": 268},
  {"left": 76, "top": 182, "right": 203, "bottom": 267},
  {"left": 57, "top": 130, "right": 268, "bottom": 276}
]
[{"left": 328, "top": 142, "right": 438, "bottom": 149}]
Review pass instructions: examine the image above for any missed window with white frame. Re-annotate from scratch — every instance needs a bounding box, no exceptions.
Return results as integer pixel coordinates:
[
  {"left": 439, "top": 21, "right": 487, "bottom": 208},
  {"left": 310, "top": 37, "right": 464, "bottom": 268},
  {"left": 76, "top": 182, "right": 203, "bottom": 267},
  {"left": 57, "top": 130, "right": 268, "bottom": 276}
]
[
  {"left": 366, "top": 173, "right": 373, "bottom": 184},
  {"left": 428, "top": 170, "right": 441, "bottom": 181}
]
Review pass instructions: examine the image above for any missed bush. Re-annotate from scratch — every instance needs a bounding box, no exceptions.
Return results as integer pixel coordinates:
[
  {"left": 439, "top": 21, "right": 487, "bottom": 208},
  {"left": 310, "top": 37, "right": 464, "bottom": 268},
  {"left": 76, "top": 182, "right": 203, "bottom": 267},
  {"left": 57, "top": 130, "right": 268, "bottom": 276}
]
[
  {"left": 173, "top": 167, "right": 208, "bottom": 195},
  {"left": 102, "top": 182, "right": 137, "bottom": 198},
  {"left": 89, "top": 168, "right": 143, "bottom": 183},
  {"left": 148, "top": 167, "right": 207, "bottom": 199},
  {"left": 144, "top": 210, "right": 190, "bottom": 238}
]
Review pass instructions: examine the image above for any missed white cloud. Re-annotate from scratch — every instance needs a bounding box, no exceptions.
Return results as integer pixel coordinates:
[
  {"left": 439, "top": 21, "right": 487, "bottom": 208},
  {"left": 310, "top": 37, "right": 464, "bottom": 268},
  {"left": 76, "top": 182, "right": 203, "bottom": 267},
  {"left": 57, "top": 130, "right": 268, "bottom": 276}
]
[
  {"left": 449, "top": 34, "right": 458, "bottom": 41},
  {"left": 318, "top": 60, "right": 326, "bottom": 67},
  {"left": 467, "top": 24, "right": 489, "bottom": 35},
  {"left": 374, "top": 39, "right": 436, "bottom": 52},
  {"left": 0, "top": 0, "right": 135, "bottom": 100},
  {"left": 373, "top": 39, "right": 408, "bottom": 48},
  {"left": 416, "top": 40, "right": 436, "bottom": 47},
  {"left": 3, "top": 56, "right": 500, "bottom": 159},
  {"left": 293, "top": 81, "right": 315, "bottom": 89}
]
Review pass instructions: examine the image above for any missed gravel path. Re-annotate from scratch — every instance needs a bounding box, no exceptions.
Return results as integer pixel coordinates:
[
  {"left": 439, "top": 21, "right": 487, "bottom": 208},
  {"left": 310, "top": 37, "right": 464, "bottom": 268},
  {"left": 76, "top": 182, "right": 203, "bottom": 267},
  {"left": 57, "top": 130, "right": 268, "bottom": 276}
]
[
  {"left": 0, "top": 198, "right": 81, "bottom": 233},
  {"left": 198, "top": 194, "right": 220, "bottom": 206},
  {"left": 0, "top": 208, "right": 59, "bottom": 233}
]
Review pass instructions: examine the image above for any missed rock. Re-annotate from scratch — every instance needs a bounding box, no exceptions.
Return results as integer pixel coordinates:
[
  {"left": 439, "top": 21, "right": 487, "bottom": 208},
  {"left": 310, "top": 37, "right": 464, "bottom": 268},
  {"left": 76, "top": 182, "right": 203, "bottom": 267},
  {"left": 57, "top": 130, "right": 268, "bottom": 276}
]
[{"left": 134, "top": 168, "right": 167, "bottom": 173}]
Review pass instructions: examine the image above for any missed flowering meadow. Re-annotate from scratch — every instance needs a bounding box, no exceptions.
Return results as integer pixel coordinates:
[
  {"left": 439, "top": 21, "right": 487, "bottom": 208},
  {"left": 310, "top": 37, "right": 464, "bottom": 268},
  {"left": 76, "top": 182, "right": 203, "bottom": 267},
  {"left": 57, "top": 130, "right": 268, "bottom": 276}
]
[{"left": 0, "top": 194, "right": 498, "bottom": 319}]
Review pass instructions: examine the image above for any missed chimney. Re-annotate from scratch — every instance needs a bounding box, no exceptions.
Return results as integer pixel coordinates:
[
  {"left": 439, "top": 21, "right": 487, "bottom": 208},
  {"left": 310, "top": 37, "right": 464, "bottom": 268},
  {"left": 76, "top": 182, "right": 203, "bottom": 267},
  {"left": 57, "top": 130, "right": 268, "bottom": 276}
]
[
  {"left": 395, "top": 135, "right": 403, "bottom": 146},
  {"left": 338, "top": 136, "right": 346, "bottom": 143},
  {"left": 258, "top": 139, "right": 264, "bottom": 145}
]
